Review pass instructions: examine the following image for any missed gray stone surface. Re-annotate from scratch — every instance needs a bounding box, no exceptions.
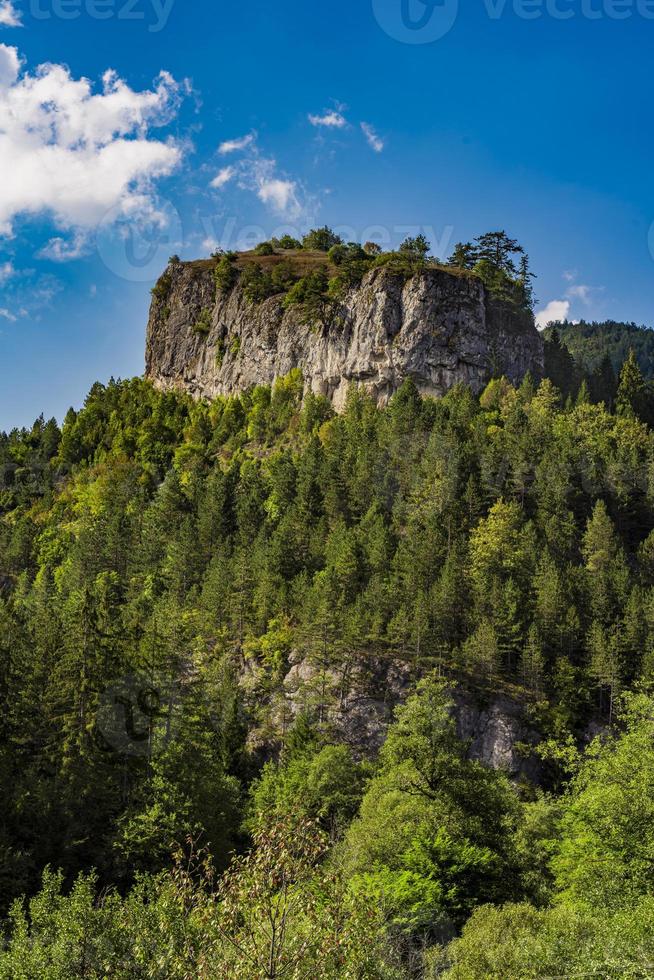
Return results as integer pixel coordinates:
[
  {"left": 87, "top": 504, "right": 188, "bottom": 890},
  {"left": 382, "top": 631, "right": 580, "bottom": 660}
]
[{"left": 145, "top": 260, "right": 544, "bottom": 408}]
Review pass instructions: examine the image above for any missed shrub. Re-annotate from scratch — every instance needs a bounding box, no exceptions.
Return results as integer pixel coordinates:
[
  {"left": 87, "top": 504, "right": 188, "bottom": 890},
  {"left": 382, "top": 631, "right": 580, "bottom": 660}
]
[
  {"left": 272, "top": 234, "right": 302, "bottom": 250},
  {"left": 241, "top": 259, "right": 299, "bottom": 304},
  {"left": 214, "top": 254, "right": 238, "bottom": 295},
  {"left": 284, "top": 268, "right": 331, "bottom": 322},
  {"left": 302, "top": 226, "right": 343, "bottom": 252},
  {"left": 253, "top": 241, "right": 275, "bottom": 256},
  {"left": 151, "top": 271, "right": 172, "bottom": 302},
  {"left": 241, "top": 262, "right": 275, "bottom": 303},
  {"left": 193, "top": 307, "right": 212, "bottom": 335},
  {"left": 270, "top": 259, "right": 298, "bottom": 293},
  {"left": 328, "top": 242, "right": 374, "bottom": 291}
]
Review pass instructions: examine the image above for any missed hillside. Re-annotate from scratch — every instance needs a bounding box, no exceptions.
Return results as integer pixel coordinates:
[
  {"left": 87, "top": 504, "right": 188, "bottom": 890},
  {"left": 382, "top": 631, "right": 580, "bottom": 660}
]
[
  {"left": 545, "top": 319, "right": 654, "bottom": 377},
  {"left": 3, "top": 366, "right": 654, "bottom": 973}
]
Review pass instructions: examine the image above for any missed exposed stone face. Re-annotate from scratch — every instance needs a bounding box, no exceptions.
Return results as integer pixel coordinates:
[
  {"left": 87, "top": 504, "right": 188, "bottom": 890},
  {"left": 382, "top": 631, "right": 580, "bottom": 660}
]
[
  {"left": 277, "top": 652, "right": 542, "bottom": 780},
  {"left": 145, "top": 260, "right": 544, "bottom": 408}
]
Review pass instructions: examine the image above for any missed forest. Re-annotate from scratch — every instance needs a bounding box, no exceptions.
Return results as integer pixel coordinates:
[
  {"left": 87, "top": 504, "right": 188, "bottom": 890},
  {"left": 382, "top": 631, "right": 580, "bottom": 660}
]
[{"left": 2, "top": 333, "right": 654, "bottom": 975}]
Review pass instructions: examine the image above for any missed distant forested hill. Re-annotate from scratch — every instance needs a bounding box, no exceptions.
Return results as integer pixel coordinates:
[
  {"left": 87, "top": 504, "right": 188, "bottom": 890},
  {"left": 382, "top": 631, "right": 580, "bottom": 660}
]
[{"left": 544, "top": 320, "right": 654, "bottom": 378}]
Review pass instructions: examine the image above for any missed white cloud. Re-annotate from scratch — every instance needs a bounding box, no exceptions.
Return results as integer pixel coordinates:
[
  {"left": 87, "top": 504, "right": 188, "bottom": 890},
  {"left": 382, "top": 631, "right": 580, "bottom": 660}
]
[
  {"left": 0, "top": 307, "right": 16, "bottom": 321},
  {"left": 209, "top": 133, "right": 310, "bottom": 222},
  {"left": 0, "top": 46, "right": 183, "bottom": 240},
  {"left": 245, "top": 155, "right": 303, "bottom": 219},
  {"left": 309, "top": 109, "right": 347, "bottom": 129},
  {"left": 0, "top": 41, "right": 18, "bottom": 85},
  {"left": 0, "top": 260, "right": 14, "bottom": 283},
  {"left": 567, "top": 283, "right": 592, "bottom": 303},
  {"left": 218, "top": 133, "right": 255, "bottom": 155},
  {"left": 0, "top": 1, "right": 21, "bottom": 27},
  {"left": 210, "top": 165, "right": 235, "bottom": 190},
  {"left": 361, "top": 121, "right": 384, "bottom": 153},
  {"left": 256, "top": 177, "right": 300, "bottom": 217},
  {"left": 38, "top": 230, "right": 91, "bottom": 262},
  {"left": 535, "top": 299, "right": 570, "bottom": 329}
]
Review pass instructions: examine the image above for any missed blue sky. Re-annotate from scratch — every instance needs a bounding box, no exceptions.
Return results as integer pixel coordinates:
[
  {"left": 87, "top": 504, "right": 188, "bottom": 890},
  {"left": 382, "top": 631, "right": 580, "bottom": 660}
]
[{"left": 1, "top": 0, "right": 654, "bottom": 428}]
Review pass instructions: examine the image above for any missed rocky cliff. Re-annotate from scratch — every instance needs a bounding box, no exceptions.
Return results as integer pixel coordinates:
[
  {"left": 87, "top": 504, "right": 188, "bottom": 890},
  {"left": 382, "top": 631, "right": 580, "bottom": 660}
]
[{"left": 145, "top": 256, "right": 544, "bottom": 409}]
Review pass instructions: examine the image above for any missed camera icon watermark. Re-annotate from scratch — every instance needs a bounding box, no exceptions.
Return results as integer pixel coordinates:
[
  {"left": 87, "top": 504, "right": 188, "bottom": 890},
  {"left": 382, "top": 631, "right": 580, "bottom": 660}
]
[
  {"left": 372, "top": 0, "right": 459, "bottom": 43},
  {"left": 96, "top": 197, "right": 183, "bottom": 283},
  {"left": 96, "top": 672, "right": 181, "bottom": 757}
]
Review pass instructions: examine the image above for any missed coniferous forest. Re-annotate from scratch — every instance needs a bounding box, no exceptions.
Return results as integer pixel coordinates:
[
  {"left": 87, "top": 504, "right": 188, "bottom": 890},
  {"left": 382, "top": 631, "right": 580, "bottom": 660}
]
[{"left": 3, "top": 340, "right": 654, "bottom": 975}]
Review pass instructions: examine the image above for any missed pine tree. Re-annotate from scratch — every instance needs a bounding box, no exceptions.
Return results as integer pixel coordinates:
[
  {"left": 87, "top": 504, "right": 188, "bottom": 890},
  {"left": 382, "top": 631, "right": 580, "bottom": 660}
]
[
  {"left": 520, "top": 624, "right": 546, "bottom": 693},
  {"left": 616, "top": 348, "right": 648, "bottom": 421}
]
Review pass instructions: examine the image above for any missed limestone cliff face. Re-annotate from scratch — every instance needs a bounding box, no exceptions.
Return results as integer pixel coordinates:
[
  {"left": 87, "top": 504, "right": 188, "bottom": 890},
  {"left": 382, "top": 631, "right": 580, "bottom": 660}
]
[{"left": 145, "top": 259, "right": 544, "bottom": 408}]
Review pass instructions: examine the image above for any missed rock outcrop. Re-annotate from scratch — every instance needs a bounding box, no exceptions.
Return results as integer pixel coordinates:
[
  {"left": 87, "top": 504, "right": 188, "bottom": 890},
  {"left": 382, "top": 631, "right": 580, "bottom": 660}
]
[
  {"left": 145, "top": 258, "right": 544, "bottom": 409},
  {"left": 274, "top": 652, "right": 542, "bottom": 781}
]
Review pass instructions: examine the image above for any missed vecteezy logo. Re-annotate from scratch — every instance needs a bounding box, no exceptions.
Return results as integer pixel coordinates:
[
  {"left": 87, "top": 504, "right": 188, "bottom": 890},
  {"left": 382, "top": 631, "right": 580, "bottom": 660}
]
[
  {"left": 96, "top": 673, "right": 181, "bottom": 757},
  {"left": 372, "top": 0, "right": 459, "bottom": 43},
  {"left": 95, "top": 197, "right": 183, "bottom": 283}
]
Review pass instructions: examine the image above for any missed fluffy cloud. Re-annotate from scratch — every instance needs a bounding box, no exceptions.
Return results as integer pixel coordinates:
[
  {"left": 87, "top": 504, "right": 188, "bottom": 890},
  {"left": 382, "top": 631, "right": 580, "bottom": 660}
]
[
  {"left": 0, "top": 45, "right": 183, "bottom": 243},
  {"left": 309, "top": 109, "right": 347, "bottom": 129},
  {"left": 209, "top": 135, "right": 308, "bottom": 222},
  {"left": 0, "top": 1, "right": 21, "bottom": 27},
  {"left": 218, "top": 133, "right": 255, "bottom": 155},
  {"left": 256, "top": 177, "right": 299, "bottom": 217},
  {"left": 38, "top": 231, "right": 90, "bottom": 262},
  {"left": 210, "top": 165, "right": 236, "bottom": 190},
  {"left": 361, "top": 122, "right": 384, "bottom": 153},
  {"left": 535, "top": 299, "right": 570, "bottom": 329}
]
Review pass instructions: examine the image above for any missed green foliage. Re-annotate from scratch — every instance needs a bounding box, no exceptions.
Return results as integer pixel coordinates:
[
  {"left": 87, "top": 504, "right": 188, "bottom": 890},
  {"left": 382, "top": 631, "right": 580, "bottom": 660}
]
[
  {"left": 327, "top": 242, "right": 376, "bottom": 293},
  {"left": 272, "top": 234, "right": 302, "bottom": 250},
  {"left": 249, "top": 741, "right": 369, "bottom": 836},
  {"left": 447, "top": 231, "right": 535, "bottom": 312},
  {"left": 150, "top": 270, "right": 172, "bottom": 302},
  {"left": 6, "top": 365, "right": 654, "bottom": 969},
  {"left": 193, "top": 307, "right": 212, "bottom": 335},
  {"left": 374, "top": 238, "right": 431, "bottom": 278},
  {"left": 616, "top": 347, "right": 650, "bottom": 422},
  {"left": 240, "top": 259, "right": 299, "bottom": 304},
  {"left": 283, "top": 267, "right": 331, "bottom": 322},
  {"left": 253, "top": 240, "right": 275, "bottom": 255},
  {"left": 0, "top": 822, "right": 403, "bottom": 979},
  {"left": 343, "top": 676, "right": 523, "bottom": 934},
  {"left": 439, "top": 898, "right": 654, "bottom": 979},
  {"left": 214, "top": 253, "right": 238, "bottom": 295},
  {"left": 545, "top": 318, "right": 654, "bottom": 380},
  {"left": 436, "top": 692, "right": 654, "bottom": 975},
  {"left": 302, "top": 226, "right": 343, "bottom": 251}
]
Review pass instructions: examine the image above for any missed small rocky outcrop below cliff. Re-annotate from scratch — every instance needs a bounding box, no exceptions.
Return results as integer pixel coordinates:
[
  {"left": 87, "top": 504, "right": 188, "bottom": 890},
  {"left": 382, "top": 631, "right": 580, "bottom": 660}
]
[
  {"left": 240, "top": 651, "right": 543, "bottom": 781},
  {"left": 454, "top": 690, "right": 542, "bottom": 782},
  {"left": 145, "top": 257, "right": 544, "bottom": 409}
]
